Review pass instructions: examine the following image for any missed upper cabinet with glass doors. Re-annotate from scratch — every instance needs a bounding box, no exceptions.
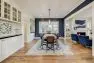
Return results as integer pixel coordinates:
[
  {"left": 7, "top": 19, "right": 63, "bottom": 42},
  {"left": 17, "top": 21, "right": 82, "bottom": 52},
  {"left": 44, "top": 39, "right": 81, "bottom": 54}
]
[
  {"left": 0, "top": 0, "right": 1, "bottom": 17},
  {"left": 0, "top": 0, "right": 21, "bottom": 23},
  {"left": 12, "top": 7, "right": 17, "bottom": 21},
  {"left": 18, "top": 11, "right": 21, "bottom": 22},
  {"left": 4, "top": 2, "right": 11, "bottom": 20}
]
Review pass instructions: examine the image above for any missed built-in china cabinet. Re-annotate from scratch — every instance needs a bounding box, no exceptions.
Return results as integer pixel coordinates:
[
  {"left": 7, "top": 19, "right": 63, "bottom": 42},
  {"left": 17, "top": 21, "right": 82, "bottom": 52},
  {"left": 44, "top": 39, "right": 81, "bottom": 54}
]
[
  {"left": 12, "top": 7, "right": 17, "bottom": 21},
  {"left": 18, "top": 11, "right": 21, "bottom": 22},
  {"left": 0, "top": 0, "right": 21, "bottom": 23},
  {"left": 0, "top": 0, "right": 23, "bottom": 62},
  {"left": 4, "top": 2, "right": 10, "bottom": 20}
]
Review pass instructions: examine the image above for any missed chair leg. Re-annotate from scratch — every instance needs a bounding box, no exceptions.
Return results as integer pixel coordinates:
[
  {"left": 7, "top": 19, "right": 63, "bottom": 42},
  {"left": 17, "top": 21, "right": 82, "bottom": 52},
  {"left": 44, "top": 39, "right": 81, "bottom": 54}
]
[
  {"left": 54, "top": 42, "right": 59, "bottom": 50},
  {"left": 41, "top": 42, "right": 43, "bottom": 49},
  {"left": 56, "top": 42, "right": 59, "bottom": 50},
  {"left": 53, "top": 43, "right": 55, "bottom": 52},
  {"left": 46, "top": 42, "right": 49, "bottom": 52},
  {"left": 46, "top": 42, "right": 55, "bottom": 52},
  {"left": 41, "top": 43, "right": 45, "bottom": 49}
]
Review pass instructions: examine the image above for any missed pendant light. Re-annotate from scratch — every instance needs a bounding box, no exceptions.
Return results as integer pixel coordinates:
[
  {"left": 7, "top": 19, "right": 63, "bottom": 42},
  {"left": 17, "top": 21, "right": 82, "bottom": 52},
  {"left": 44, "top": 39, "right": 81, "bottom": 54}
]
[{"left": 48, "top": 9, "right": 51, "bottom": 24}]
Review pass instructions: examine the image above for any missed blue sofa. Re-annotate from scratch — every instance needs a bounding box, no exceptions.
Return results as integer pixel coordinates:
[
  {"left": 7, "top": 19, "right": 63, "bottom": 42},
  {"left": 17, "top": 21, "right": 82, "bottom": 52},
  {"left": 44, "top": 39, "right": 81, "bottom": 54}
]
[
  {"left": 71, "top": 34, "right": 79, "bottom": 43},
  {"left": 78, "top": 35, "right": 92, "bottom": 47}
]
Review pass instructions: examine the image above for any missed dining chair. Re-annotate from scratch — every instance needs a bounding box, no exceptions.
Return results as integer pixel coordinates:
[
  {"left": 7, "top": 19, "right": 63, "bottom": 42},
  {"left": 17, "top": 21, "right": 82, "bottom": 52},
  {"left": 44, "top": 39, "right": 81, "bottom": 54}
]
[{"left": 46, "top": 36, "right": 55, "bottom": 52}]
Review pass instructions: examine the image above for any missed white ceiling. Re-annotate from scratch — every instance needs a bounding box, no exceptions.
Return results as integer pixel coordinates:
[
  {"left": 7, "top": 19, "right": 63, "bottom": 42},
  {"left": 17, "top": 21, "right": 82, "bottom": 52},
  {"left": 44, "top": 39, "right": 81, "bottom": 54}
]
[{"left": 13, "top": 0, "right": 85, "bottom": 18}]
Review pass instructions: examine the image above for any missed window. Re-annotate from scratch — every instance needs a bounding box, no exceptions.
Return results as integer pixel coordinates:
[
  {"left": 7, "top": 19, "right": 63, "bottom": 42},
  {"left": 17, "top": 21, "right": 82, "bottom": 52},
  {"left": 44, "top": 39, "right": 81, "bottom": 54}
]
[
  {"left": 12, "top": 7, "right": 17, "bottom": 21},
  {"left": 39, "top": 21, "right": 49, "bottom": 33},
  {"left": 18, "top": 11, "right": 21, "bottom": 22},
  {"left": 39, "top": 21, "right": 59, "bottom": 34},
  {"left": 30, "top": 19, "right": 35, "bottom": 33},
  {"left": 4, "top": 2, "right": 10, "bottom": 20},
  {"left": 0, "top": 0, "right": 1, "bottom": 17}
]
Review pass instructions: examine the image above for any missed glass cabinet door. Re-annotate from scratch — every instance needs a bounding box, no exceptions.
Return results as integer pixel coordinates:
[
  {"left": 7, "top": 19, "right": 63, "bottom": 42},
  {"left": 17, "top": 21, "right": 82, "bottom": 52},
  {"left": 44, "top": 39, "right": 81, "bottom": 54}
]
[
  {"left": 0, "top": 0, "right": 1, "bottom": 17},
  {"left": 18, "top": 11, "right": 21, "bottom": 22},
  {"left": 4, "top": 2, "right": 11, "bottom": 20},
  {"left": 12, "top": 7, "right": 17, "bottom": 21}
]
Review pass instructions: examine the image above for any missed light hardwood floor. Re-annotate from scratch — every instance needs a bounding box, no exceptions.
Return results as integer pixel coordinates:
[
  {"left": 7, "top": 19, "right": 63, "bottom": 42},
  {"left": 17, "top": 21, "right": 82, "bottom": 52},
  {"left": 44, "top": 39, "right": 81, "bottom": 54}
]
[{"left": 1, "top": 39, "right": 93, "bottom": 63}]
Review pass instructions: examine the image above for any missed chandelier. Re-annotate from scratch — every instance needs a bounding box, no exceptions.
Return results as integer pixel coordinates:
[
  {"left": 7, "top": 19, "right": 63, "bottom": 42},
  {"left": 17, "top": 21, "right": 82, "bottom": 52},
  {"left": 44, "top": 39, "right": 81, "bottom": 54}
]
[
  {"left": 48, "top": 9, "right": 52, "bottom": 31},
  {"left": 48, "top": 9, "right": 51, "bottom": 24}
]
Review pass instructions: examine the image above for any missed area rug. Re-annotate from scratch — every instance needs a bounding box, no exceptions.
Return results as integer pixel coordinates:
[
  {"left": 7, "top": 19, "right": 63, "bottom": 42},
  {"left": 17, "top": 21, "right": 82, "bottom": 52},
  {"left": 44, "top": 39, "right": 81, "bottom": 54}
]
[{"left": 26, "top": 40, "right": 74, "bottom": 56}]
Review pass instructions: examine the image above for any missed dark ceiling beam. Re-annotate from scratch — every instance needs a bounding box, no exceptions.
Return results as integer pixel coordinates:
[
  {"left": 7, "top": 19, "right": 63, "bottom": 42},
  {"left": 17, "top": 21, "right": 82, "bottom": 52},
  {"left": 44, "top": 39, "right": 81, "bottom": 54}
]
[{"left": 63, "top": 0, "right": 93, "bottom": 19}]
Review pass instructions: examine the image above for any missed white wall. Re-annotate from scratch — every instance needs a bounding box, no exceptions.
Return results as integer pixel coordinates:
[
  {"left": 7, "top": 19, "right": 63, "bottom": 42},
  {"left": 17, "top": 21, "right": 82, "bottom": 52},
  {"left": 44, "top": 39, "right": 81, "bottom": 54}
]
[
  {"left": 65, "top": 1, "right": 94, "bottom": 56},
  {"left": 22, "top": 13, "right": 35, "bottom": 43},
  {"left": 65, "top": 7, "right": 92, "bottom": 38},
  {"left": 71, "top": 19, "right": 90, "bottom": 35},
  {"left": 92, "top": 2, "right": 94, "bottom": 56}
]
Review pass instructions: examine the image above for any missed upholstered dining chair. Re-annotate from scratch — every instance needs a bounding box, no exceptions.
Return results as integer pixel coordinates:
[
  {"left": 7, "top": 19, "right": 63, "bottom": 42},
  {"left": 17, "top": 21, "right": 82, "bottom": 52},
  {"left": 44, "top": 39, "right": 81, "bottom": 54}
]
[
  {"left": 41, "top": 34, "right": 47, "bottom": 49},
  {"left": 46, "top": 36, "right": 55, "bottom": 51}
]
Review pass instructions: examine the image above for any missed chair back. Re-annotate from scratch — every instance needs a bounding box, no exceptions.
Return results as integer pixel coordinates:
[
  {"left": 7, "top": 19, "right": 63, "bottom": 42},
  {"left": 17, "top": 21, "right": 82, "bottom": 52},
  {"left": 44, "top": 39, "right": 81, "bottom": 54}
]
[{"left": 47, "top": 36, "right": 55, "bottom": 43}]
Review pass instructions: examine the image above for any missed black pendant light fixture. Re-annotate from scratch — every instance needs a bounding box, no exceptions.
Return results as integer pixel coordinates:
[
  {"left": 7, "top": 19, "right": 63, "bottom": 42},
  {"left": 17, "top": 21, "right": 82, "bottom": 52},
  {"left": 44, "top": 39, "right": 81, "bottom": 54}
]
[
  {"left": 48, "top": 8, "right": 52, "bottom": 31},
  {"left": 48, "top": 8, "right": 51, "bottom": 24}
]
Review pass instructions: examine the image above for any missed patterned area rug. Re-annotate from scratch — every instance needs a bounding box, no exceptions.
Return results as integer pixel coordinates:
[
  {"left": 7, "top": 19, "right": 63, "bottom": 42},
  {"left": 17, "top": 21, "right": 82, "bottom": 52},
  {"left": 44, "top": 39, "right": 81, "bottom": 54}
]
[{"left": 26, "top": 40, "right": 74, "bottom": 56}]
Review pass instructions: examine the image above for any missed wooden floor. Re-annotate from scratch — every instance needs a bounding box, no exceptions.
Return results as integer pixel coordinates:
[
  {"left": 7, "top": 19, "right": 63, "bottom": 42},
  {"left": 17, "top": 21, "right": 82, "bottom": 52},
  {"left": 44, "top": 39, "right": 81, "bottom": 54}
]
[{"left": 1, "top": 39, "right": 93, "bottom": 63}]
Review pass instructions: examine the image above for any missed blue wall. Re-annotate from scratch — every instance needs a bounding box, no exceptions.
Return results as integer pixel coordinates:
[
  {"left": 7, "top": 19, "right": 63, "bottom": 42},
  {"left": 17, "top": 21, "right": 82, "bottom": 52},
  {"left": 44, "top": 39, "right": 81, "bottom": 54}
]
[
  {"left": 35, "top": 19, "right": 39, "bottom": 37},
  {"left": 35, "top": 18, "right": 64, "bottom": 37},
  {"left": 59, "top": 19, "right": 64, "bottom": 37}
]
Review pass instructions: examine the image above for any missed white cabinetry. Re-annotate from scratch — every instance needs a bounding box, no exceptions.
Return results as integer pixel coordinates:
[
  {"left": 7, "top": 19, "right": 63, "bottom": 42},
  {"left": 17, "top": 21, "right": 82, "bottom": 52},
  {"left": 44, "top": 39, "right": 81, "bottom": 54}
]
[
  {"left": 0, "top": 40, "right": 2, "bottom": 61},
  {"left": 0, "top": 35, "right": 23, "bottom": 62},
  {"left": 29, "top": 33, "right": 35, "bottom": 42}
]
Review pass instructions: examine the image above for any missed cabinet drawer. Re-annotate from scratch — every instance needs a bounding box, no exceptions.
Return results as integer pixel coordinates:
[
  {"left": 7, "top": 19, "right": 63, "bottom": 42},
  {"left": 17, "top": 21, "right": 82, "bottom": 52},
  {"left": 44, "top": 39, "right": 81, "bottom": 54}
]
[{"left": 0, "top": 35, "right": 23, "bottom": 62}]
